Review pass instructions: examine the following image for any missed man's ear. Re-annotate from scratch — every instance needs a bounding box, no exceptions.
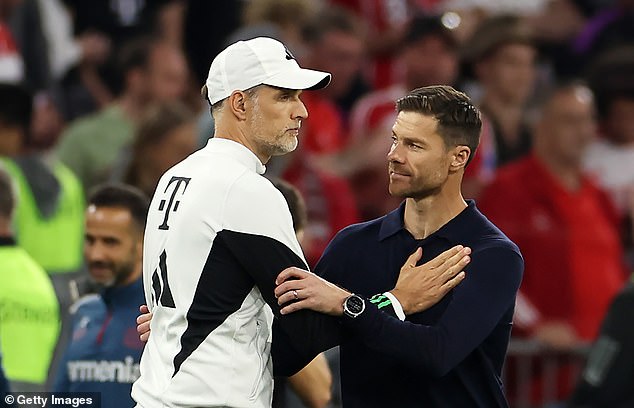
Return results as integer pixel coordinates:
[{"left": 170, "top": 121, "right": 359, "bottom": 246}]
[
  {"left": 228, "top": 90, "right": 248, "bottom": 120},
  {"left": 450, "top": 146, "right": 471, "bottom": 171}
]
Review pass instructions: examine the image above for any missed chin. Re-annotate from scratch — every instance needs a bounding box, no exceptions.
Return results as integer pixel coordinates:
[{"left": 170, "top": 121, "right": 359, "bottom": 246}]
[
  {"left": 275, "top": 141, "right": 298, "bottom": 155},
  {"left": 90, "top": 277, "right": 115, "bottom": 288},
  {"left": 286, "top": 137, "right": 299, "bottom": 152},
  {"left": 271, "top": 146, "right": 296, "bottom": 157},
  {"left": 285, "top": 143, "right": 298, "bottom": 153},
  {"left": 388, "top": 186, "right": 408, "bottom": 198}
]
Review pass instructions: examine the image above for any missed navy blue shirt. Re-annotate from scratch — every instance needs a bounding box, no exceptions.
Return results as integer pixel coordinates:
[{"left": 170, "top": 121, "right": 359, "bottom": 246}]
[
  {"left": 53, "top": 278, "right": 145, "bottom": 408},
  {"left": 315, "top": 200, "right": 524, "bottom": 408}
]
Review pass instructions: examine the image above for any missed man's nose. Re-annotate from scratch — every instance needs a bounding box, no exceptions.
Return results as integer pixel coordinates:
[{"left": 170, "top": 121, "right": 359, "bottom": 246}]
[
  {"left": 292, "top": 100, "right": 308, "bottom": 120},
  {"left": 85, "top": 242, "right": 104, "bottom": 261},
  {"left": 387, "top": 142, "right": 402, "bottom": 162}
]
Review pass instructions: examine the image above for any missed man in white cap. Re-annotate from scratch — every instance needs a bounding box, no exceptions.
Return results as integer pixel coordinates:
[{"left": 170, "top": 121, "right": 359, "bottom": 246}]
[{"left": 131, "top": 37, "right": 467, "bottom": 408}]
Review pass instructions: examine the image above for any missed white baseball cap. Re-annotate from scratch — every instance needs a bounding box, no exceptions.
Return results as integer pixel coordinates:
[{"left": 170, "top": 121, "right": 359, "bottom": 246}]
[{"left": 205, "top": 37, "right": 331, "bottom": 105}]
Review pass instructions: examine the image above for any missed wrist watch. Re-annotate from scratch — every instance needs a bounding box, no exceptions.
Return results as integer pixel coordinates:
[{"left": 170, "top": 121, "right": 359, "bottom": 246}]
[{"left": 343, "top": 294, "right": 365, "bottom": 318}]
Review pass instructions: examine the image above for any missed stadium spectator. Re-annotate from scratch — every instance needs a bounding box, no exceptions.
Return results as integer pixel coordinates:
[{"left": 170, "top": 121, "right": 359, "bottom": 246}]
[
  {"left": 584, "top": 47, "right": 634, "bottom": 211},
  {"left": 300, "top": 5, "right": 367, "bottom": 125},
  {"left": 0, "top": 164, "right": 59, "bottom": 391},
  {"left": 56, "top": 37, "right": 188, "bottom": 193},
  {"left": 9, "top": 0, "right": 110, "bottom": 99},
  {"left": 120, "top": 101, "right": 197, "bottom": 198},
  {"left": 328, "top": 0, "right": 426, "bottom": 89},
  {"left": 479, "top": 82, "right": 627, "bottom": 402},
  {"left": 462, "top": 14, "right": 537, "bottom": 167},
  {"left": 52, "top": 183, "right": 149, "bottom": 408}
]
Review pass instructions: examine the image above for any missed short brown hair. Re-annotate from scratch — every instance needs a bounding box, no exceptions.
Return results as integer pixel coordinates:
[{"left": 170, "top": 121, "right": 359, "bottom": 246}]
[{"left": 396, "top": 85, "right": 482, "bottom": 165}]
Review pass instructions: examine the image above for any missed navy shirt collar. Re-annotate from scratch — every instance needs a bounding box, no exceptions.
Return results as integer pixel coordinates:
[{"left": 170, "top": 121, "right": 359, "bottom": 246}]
[
  {"left": 379, "top": 199, "right": 478, "bottom": 243},
  {"left": 102, "top": 277, "right": 144, "bottom": 308},
  {"left": 378, "top": 202, "right": 406, "bottom": 241}
]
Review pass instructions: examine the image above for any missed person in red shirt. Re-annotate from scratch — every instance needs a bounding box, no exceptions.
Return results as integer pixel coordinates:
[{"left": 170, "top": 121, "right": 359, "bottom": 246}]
[{"left": 479, "top": 82, "right": 628, "bottom": 402}]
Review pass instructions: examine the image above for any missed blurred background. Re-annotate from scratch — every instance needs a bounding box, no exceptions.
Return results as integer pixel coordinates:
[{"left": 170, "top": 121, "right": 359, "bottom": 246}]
[{"left": 0, "top": 0, "right": 633, "bottom": 407}]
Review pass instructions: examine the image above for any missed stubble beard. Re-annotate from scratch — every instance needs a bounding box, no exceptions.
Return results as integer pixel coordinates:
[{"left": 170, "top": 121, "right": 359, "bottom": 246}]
[
  {"left": 278, "top": 133, "right": 298, "bottom": 154},
  {"left": 389, "top": 175, "right": 440, "bottom": 200},
  {"left": 111, "top": 261, "right": 136, "bottom": 287},
  {"left": 254, "top": 130, "right": 298, "bottom": 157},
  {"left": 90, "top": 255, "right": 136, "bottom": 288},
  {"left": 249, "top": 105, "right": 298, "bottom": 157}
]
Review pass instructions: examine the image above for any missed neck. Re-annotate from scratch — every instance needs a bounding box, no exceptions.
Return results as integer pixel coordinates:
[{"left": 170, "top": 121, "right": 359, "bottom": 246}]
[
  {"left": 481, "top": 96, "right": 524, "bottom": 142},
  {"left": 215, "top": 120, "right": 270, "bottom": 164},
  {"left": 403, "top": 179, "right": 467, "bottom": 240},
  {"left": 118, "top": 92, "right": 147, "bottom": 123},
  {"left": 536, "top": 151, "right": 582, "bottom": 191}
]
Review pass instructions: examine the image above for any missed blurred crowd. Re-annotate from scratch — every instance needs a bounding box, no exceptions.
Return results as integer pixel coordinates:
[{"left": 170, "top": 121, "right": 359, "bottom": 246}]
[{"left": 1, "top": 0, "right": 633, "bottom": 407}]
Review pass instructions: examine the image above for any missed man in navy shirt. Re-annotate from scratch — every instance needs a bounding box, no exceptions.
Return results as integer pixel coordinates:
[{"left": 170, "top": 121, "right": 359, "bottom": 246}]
[
  {"left": 53, "top": 184, "right": 149, "bottom": 408},
  {"left": 275, "top": 85, "right": 524, "bottom": 407}
]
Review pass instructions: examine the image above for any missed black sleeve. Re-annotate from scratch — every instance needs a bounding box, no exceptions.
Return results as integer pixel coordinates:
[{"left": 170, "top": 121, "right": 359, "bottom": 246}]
[
  {"left": 220, "top": 231, "right": 342, "bottom": 376},
  {"left": 568, "top": 285, "right": 634, "bottom": 408},
  {"left": 368, "top": 293, "right": 401, "bottom": 319},
  {"left": 338, "top": 247, "right": 523, "bottom": 376}
]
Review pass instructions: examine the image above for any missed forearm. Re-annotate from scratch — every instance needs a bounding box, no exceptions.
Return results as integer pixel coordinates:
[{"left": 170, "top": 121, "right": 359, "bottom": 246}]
[
  {"left": 221, "top": 231, "right": 343, "bottom": 358},
  {"left": 344, "top": 248, "right": 523, "bottom": 375},
  {"left": 287, "top": 354, "right": 332, "bottom": 408}
]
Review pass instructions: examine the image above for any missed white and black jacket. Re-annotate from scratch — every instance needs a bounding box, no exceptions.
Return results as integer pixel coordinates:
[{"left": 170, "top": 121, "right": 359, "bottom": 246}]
[{"left": 132, "top": 138, "right": 340, "bottom": 408}]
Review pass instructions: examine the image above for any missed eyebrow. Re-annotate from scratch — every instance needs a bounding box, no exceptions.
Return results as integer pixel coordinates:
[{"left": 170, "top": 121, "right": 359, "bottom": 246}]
[{"left": 392, "top": 130, "right": 427, "bottom": 146}]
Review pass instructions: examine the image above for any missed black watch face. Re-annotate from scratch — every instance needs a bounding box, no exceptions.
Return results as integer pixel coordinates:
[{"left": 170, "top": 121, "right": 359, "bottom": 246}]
[{"left": 347, "top": 296, "right": 364, "bottom": 314}]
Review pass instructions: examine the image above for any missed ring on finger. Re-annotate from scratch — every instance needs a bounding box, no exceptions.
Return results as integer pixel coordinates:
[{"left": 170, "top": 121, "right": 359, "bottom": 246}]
[{"left": 293, "top": 290, "right": 299, "bottom": 300}]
